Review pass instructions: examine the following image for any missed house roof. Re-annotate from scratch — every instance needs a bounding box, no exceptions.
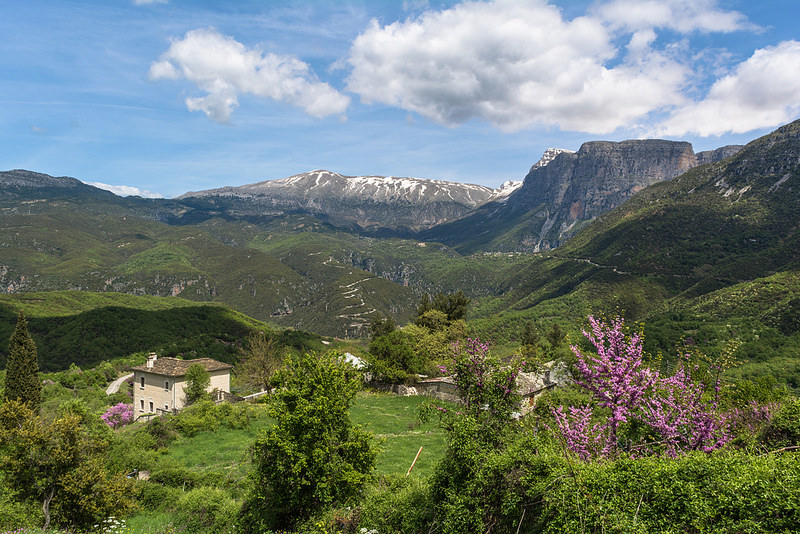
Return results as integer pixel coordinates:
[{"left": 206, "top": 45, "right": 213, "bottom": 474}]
[{"left": 130, "top": 357, "right": 233, "bottom": 377}]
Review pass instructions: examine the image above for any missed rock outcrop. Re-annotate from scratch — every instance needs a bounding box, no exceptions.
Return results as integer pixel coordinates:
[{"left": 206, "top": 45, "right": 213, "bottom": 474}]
[
  {"left": 514, "top": 139, "right": 697, "bottom": 250},
  {"left": 695, "top": 145, "right": 744, "bottom": 165}
]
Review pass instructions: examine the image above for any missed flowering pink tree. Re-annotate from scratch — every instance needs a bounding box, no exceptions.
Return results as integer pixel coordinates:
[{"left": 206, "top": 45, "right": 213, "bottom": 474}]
[
  {"left": 570, "top": 316, "right": 657, "bottom": 448},
  {"left": 552, "top": 405, "right": 611, "bottom": 461},
  {"left": 101, "top": 402, "right": 134, "bottom": 429},
  {"left": 555, "top": 316, "right": 734, "bottom": 460},
  {"left": 640, "top": 359, "right": 733, "bottom": 456}
]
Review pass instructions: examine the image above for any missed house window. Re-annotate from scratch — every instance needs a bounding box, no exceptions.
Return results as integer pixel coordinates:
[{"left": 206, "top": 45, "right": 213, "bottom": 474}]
[
  {"left": 140, "top": 399, "right": 144, "bottom": 411},
  {"left": 165, "top": 381, "right": 170, "bottom": 390},
  {"left": 165, "top": 403, "right": 169, "bottom": 411},
  {"left": 149, "top": 401, "right": 154, "bottom": 412},
  {"left": 140, "top": 376, "right": 145, "bottom": 389}
]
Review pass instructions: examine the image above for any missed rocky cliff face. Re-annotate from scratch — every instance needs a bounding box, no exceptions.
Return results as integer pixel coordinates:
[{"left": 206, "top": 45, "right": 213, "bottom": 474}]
[
  {"left": 421, "top": 139, "right": 744, "bottom": 253},
  {"left": 515, "top": 139, "right": 697, "bottom": 250},
  {"left": 695, "top": 145, "right": 744, "bottom": 166}
]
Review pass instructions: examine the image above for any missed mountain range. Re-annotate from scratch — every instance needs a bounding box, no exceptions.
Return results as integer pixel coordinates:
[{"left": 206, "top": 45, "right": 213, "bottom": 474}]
[
  {"left": 1, "top": 120, "right": 797, "bottom": 373},
  {"left": 178, "top": 169, "right": 522, "bottom": 233}
]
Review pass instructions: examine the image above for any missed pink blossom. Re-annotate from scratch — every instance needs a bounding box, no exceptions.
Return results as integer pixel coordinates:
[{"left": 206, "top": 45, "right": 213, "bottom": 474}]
[{"left": 101, "top": 402, "right": 134, "bottom": 429}]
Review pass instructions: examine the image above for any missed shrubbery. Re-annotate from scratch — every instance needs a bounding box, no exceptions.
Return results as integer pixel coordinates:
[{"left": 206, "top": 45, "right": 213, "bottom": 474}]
[{"left": 240, "top": 351, "right": 376, "bottom": 533}]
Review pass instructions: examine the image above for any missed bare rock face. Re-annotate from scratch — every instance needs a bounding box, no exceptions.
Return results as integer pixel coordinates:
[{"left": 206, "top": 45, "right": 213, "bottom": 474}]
[
  {"left": 509, "top": 139, "right": 697, "bottom": 250},
  {"left": 696, "top": 145, "right": 744, "bottom": 165},
  {"left": 421, "top": 138, "right": 734, "bottom": 253}
]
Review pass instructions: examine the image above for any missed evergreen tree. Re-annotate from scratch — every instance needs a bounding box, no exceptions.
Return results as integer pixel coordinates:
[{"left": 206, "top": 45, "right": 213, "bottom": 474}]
[
  {"left": 3, "top": 311, "right": 41, "bottom": 413},
  {"left": 414, "top": 290, "right": 471, "bottom": 328}
]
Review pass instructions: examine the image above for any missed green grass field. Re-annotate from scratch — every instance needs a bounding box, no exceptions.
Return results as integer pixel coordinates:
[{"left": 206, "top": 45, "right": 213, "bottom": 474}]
[
  {"left": 161, "top": 392, "right": 447, "bottom": 480},
  {"left": 350, "top": 392, "right": 447, "bottom": 477}
]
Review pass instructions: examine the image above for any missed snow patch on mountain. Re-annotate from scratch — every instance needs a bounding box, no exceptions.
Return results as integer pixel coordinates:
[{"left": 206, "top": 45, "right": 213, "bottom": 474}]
[
  {"left": 531, "top": 148, "right": 575, "bottom": 170},
  {"left": 181, "top": 169, "right": 515, "bottom": 208}
]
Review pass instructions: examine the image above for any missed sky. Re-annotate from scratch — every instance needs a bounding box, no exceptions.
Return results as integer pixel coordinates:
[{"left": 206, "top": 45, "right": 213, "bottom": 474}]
[{"left": 2, "top": 0, "right": 799, "bottom": 199}]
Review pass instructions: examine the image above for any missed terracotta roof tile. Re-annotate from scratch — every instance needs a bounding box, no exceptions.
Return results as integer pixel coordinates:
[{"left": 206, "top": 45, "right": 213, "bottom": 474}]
[{"left": 130, "top": 357, "right": 232, "bottom": 377}]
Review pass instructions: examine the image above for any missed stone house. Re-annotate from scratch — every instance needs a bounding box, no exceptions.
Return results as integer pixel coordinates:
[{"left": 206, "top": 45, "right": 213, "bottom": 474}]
[{"left": 130, "top": 353, "right": 232, "bottom": 416}]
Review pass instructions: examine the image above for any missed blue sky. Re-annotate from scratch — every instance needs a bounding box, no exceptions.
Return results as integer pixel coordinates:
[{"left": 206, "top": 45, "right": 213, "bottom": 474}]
[{"left": 2, "top": 0, "right": 799, "bottom": 198}]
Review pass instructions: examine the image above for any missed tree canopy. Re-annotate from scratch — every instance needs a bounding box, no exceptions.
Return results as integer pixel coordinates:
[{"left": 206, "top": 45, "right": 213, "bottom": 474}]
[
  {"left": 3, "top": 311, "right": 41, "bottom": 413},
  {"left": 183, "top": 363, "right": 210, "bottom": 405},
  {"left": 240, "top": 351, "right": 376, "bottom": 532},
  {"left": 414, "top": 291, "right": 470, "bottom": 327}
]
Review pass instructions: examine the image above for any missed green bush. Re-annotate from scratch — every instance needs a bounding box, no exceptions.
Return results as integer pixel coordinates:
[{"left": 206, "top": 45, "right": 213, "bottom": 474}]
[
  {"left": 761, "top": 396, "right": 800, "bottom": 449},
  {"left": 0, "top": 472, "right": 40, "bottom": 530},
  {"left": 173, "top": 486, "right": 239, "bottom": 533},
  {"left": 132, "top": 481, "right": 183, "bottom": 512},
  {"left": 540, "top": 451, "right": 800, "bottom": 533},
  {"left": 173, "top": 400, "right": 220, "bottom": 437},
  {"left": 368, "top": 330, "right": 425, "bottom": 384},
  {"left": 172, "top": 400, "right": 253, "bottom": 437},
  {"left": 145, "top": 415, "right": 179, "bottom": 449},
  {"left": 148, "top": 466, "right": 202, "bottom": 490},
  {"left": 359, "top": 476, "right": 435, "bottom": 534}
]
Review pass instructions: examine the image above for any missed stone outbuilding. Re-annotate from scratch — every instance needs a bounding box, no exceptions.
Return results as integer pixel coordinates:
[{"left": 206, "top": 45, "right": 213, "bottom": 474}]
[{"left": 130, "top": 353, "right": 232, "bottom": 417}]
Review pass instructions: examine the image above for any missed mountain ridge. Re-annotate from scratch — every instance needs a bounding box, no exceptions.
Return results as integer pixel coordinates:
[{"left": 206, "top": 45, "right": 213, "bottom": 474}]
[
  {"left": 177, "top": 169, "right": 523, "bottom": 232},
  {"left": 420, "top": 139, "right": 744, "bottom": 252}
]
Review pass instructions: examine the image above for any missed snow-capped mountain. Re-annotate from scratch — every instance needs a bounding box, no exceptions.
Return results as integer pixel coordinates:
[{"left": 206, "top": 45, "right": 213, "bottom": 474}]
[{"left": 179, "top": 170, "right": 521, "bottom": 232}]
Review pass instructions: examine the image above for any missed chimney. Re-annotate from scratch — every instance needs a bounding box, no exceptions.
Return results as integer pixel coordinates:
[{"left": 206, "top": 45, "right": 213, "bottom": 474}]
[{"left": 147, "top": 352, "right": 157, "bottom": 369}]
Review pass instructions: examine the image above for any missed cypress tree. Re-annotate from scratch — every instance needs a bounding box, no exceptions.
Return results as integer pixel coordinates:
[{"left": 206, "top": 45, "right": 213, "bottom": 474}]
[{"left": 4, "top": 311, "right": 41, "bottom": 413}]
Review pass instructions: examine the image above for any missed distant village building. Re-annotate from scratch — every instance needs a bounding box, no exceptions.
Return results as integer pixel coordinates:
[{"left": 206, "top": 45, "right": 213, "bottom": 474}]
[
  {"left": 130, "top": 353, "right": 232, "bottom": 416},
  {"left": 516, "top": 360, "right": 571, "bottom": 413}
]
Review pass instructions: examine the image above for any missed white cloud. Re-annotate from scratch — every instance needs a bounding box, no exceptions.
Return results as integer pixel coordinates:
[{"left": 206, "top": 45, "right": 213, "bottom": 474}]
[
  {"left": 593, "top": 0, "right": 757, "bottom": 34},
  {"left": 658, "top": 41, "right": 800, "bottom": 136},
  {"left": 150, "top": 28, "right": 349, "bottom": 123},
  {"left": 134, "top": 0, "right": 167, "bottom": 5},
  {"left": 86, "top": 182, "right": 163, "bottom": 198},
  {"left": 346, "top": 0, "right": 698, "bottom": 134}
]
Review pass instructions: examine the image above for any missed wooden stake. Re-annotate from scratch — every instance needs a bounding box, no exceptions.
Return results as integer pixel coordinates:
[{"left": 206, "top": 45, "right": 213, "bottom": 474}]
[{"left": 406, "top": 446, "right": 423, "bottom": 477}]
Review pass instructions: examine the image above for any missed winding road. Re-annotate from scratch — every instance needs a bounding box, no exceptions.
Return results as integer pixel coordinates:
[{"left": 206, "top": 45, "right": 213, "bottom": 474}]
[{"left": 106, "top": 373, "right": 133, "bottom": 395}]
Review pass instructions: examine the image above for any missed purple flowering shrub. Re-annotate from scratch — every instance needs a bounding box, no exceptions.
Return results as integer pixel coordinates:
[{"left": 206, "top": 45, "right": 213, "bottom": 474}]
[
  {"left": 101, "top": 402, "right": 134, "bottom": 429},
  {"left": 448, "top": 338, "right": 521, "bottom": 422},
  {"left": 554, "top": 315, "right": 745, "bottom": 460},
  {"left": 425, "top": 338, "right": 522, "bottom": 447}
]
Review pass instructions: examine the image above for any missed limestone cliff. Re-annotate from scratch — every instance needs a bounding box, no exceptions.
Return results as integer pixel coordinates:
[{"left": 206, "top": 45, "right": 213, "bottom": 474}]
[{"left": 421, "top": 139, "right": 743, "bottom": 253}]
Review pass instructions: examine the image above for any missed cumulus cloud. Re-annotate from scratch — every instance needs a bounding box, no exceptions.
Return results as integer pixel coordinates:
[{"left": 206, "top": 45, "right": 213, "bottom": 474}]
[
  {"left": 658, "top": 41, "right": 800, "bottom": 136},
  {"left": 346, "top": 0, "right": 697, "bottom": 134},
  {"left": 86, "top": 182, "right": 163, "bottom": 198},
  {"left": 150, "top": 28, "right": 349, "bottom": 123},
  {"left": 344, "top": 0, "right": 785, "bottom": 135}
]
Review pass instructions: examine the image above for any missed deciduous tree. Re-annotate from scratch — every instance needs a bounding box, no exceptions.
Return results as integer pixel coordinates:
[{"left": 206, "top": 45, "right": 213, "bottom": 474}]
[
  {"left": 240, "top": 351, "right": 376, "bottom": 532},
  {"left": 236, "top": 331, "right": 284, "bottom": 393},
  {"left": 183, "top": 363, "right": 210, "bottom": 405},
  {"left": 0, "top": 400, "right": 131, "bottom": 530}
]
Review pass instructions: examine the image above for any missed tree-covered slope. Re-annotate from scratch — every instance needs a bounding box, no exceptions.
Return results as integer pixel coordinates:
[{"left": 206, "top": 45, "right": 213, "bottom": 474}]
[
  {"left": 0, "top": 292, "right": 275, "bottom": 371},
  {"left": 468, "top": 120, "right": 800, "bottom": 384}
]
